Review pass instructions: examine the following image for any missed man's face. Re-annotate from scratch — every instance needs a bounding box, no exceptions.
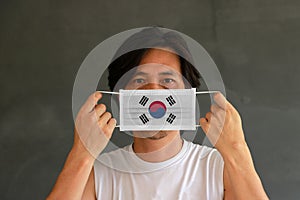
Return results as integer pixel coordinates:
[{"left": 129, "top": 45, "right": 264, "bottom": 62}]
[{"left": 124, "top": 48, "right": 185, "bottom": 140}]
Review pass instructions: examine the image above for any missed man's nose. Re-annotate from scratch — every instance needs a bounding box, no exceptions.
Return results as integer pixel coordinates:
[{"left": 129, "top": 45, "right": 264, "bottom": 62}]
[{"left": 139, "top": 83, "right": 167, "bottom": 90}]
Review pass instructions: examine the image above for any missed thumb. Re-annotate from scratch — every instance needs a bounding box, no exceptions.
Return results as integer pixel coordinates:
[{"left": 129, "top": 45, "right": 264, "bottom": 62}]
[{"left": 82, "top": 91, "right": 102, "bottom": 113}]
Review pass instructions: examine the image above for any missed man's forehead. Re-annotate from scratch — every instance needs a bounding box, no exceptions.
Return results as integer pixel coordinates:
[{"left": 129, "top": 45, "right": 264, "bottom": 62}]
[
  {"left": 134, "top": 63, "right": 182, "bottom": 75},
  {"left": 138, "top": 48, "right": 182, "bottom": 73}
]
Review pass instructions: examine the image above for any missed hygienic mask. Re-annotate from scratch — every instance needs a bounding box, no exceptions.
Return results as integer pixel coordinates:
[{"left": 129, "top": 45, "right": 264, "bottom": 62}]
[{"left": 100, "top": 88, "right": 217, "bottom": 131}]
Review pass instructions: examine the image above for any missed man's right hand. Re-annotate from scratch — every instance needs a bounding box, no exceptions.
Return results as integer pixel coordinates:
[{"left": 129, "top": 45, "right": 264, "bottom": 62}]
[{"left": 73, "top": 91, "right": 117, "bottom": 159}]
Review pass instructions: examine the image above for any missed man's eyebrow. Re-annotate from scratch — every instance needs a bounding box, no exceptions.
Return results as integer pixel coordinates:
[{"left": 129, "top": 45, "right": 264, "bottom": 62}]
[
  {"left": 133, "top": 70, "right": 179, "bottom": 76},
  {"left": 133, "top": 71, "right": 148, "bottom": 76},
  {"left": 159, "top": 71, "right": 178, "bottom": 76}
]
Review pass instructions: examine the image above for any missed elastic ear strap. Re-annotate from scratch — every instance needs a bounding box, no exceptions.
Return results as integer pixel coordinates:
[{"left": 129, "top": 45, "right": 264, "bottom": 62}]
[
  {"left": 195, "top": 91, "right": 219, "bottom": 95},
  {"left": 98, "top": 91, "right": 119, "bottom": 95},
  {"left": 99, "top": 90, "right": 218, "bottom": 95},
  {"left": 194, "top": 91, "right": 218, "bottom": 128}
]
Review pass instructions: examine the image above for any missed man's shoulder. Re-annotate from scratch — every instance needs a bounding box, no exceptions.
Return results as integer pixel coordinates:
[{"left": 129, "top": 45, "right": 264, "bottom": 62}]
[
  {"left": 184, "top": 140, "right": 223, "bottom": 162},
  {"left": 94, "top": 144, "right": 134, "bottom": 172},
  {"left": 100, "top": 144, "right": 131, "bottom": 159}
]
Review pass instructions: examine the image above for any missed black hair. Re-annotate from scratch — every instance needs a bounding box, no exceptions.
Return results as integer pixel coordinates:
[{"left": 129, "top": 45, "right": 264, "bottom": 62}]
[{"left": 108, "top": 27, "right": 201, "bottom": 91}]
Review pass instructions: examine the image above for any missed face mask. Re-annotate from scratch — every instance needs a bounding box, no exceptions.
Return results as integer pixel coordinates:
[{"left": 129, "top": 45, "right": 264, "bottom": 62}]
[
  {"left": 100, "top": 88, "right": 217, "bottom": 131},
  {"left": 120, "top": 88, "right": 197, "bottom": 131}
]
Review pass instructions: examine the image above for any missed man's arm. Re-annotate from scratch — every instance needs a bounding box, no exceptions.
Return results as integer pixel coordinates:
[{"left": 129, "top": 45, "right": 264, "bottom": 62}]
[
  {"left": 82, "top": 168, "right": 96, "bottom": 200},
  {"left": 46, "top": 141, "right": 95, "bottom": 200},
  {"left": 222, "top": 143, "right": 268, "bottom": 200},
  {"left": 47, "top": 92, "right": 116, "bottom": 200},
  {"left": 200, "top": 93, "right": 268, "bottom": 200}
]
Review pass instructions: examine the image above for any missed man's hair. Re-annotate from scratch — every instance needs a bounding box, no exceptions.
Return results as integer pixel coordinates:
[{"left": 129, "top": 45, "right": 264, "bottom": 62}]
[{"left": 107, "top": 27, "right": 201, "bottom": 91}]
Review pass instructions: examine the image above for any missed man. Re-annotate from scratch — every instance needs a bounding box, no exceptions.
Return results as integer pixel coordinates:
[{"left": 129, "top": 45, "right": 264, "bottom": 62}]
[{"left": 47, "top": 27, "right": 269, "bottom": 199}]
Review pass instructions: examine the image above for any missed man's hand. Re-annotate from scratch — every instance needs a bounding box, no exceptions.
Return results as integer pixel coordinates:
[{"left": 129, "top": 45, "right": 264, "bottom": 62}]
[
  {"left": 199, "top": 92, "right": 246, "bottom": 158},
  {"left": 47, "top": 91, "right": 116, "bottom": 200},
  {"left": 74, "top": 91, "right": 117, "bottom": 159},
  {"left": 200, "top": 92, "right": 269, "bottom": 199}
]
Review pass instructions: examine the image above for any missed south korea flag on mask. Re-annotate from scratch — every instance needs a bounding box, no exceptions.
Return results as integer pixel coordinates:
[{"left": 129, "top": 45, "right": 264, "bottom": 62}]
[{"left": 119, "top": 88, "right": 196, "bottom": 131}]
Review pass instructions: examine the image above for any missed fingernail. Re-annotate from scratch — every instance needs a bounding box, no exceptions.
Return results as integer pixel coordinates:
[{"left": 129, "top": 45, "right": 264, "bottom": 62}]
[{"left": 214, "top": 92, "right": 220, "bottom": 99}]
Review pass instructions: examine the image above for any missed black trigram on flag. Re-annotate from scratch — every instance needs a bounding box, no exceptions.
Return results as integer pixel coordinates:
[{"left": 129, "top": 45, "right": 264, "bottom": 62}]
[
  {"left": 139, "top": 113, "right": 149, "bottom": 124},
  {"left": 166, "top": 95, "right": 176, "bottom": 106},
  {"left": 139, "top": 96, "right": 149, "bottom": 106},
  {"left": 166, "top": 113, "right": 176, "bottom": 124}
]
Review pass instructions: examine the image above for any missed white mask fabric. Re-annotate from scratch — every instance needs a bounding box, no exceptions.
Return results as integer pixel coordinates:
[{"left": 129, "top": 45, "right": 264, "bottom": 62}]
[{"left": 119, "top": 88, "right": 195, "bottom": 131}]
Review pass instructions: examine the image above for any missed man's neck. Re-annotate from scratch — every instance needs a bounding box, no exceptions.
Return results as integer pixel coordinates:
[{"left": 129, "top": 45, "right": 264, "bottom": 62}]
[{"left": 132, "top": 131, "right": 183, "bottom": 163}]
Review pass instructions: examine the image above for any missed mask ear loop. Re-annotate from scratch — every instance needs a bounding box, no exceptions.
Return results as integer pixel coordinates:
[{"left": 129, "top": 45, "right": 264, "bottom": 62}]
[
  {"left": 195, "top": 90, "right": 219, "bottom": 128},
  {"left": 195, "top": 90, "right": 219, "bottom": 95},
  {"left": 98, "top": 91, "right": 120, "bottom": 95},
  {"left": 97, "top": 91, "right": 121, "bottom": 127}
]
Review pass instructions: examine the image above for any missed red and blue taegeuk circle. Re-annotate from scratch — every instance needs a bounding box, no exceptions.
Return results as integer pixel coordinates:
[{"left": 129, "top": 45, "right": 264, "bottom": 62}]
[{"left": 148, "top": 101, "right": 167, "bottom": 119}]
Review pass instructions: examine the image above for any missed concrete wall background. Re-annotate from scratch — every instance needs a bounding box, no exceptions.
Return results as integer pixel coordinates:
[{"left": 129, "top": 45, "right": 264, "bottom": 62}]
[{"left": 1, "top": 0, "right": 300, "bottom": 199}]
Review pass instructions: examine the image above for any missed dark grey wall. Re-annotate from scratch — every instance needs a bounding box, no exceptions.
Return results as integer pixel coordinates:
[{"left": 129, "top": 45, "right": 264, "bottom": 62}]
[{"left": 1, "top": 0, "right": 300, "bottom": 199}]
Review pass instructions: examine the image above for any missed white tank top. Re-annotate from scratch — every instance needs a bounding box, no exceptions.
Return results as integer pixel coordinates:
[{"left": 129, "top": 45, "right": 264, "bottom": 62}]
[{"left": 94, "top": 139, "right": 224, "bottom": 200}]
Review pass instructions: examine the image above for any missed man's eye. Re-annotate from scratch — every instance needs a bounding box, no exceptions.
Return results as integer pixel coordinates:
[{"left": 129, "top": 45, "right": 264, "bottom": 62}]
[
  {"left": 134, "top": 78, "right": 145, "bottom": 84},
  {"left": 162, "top": 78, "right": 175, "bottom": 83}
]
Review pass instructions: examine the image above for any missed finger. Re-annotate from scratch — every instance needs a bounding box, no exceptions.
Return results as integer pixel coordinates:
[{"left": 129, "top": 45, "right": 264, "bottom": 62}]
[
  {"left": 98, "top": 112, "right": 112, "bottom": 127},
  {"left": 94, "top": 103, "right": 106, "bottom": 117},
  {"left": 210, "top": 104, "right": 226, "bottom": 122},
  {"left": 210, "top": 104, "right": 222, "bottom": 114},
  {"left": 205, "top": 112, "right": 212, "bottom": 122},
  {"left": 82, "top": 91, "right": 102, "bottom": 113},
  {"left": 103, "top": 118, "right": 117, "bottom": 137},
  {"left": 213, "top": 92, "right": 227, "bottom": 110},
  {"left": 199, "top": 117, "right": 209, "bottom": 133}
]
